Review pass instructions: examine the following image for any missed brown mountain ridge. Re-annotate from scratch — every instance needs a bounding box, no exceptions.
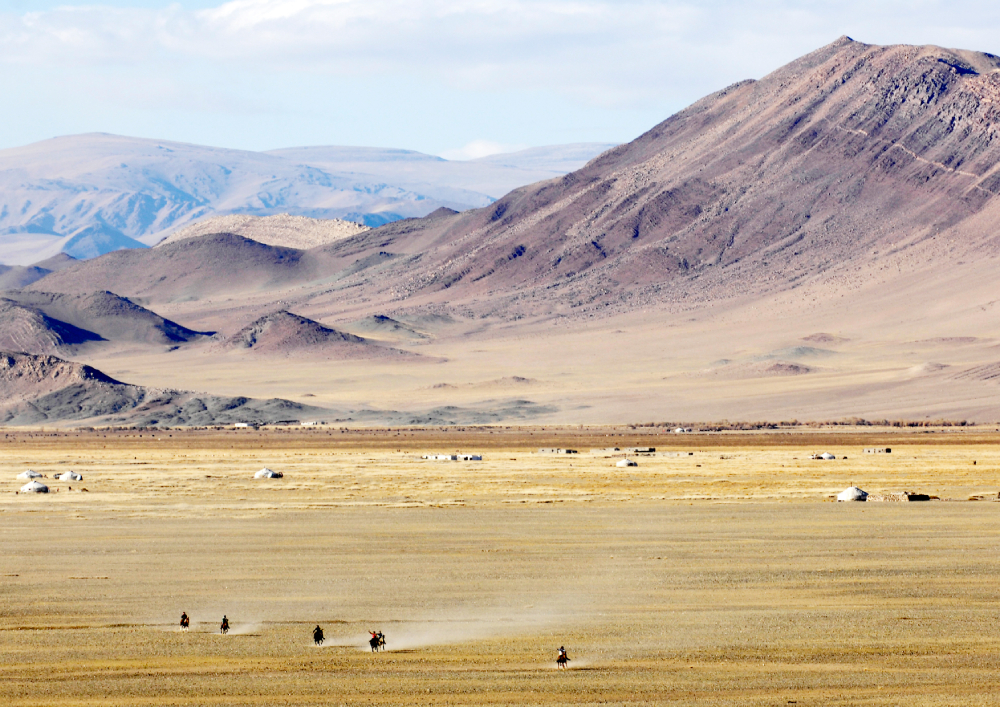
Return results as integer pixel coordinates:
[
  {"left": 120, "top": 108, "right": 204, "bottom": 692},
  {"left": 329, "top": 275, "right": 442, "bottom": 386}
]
[
  {"left": 33, "top": 37, "right": 1000, "bottom": 320},
  {"left": 16, "top": 36, "right": 1000, "bottom": 423},
  {"left": 219, "top": 310, "right": 418, "bottom": 359},
  {"left": 0, "top": 291, "right": 210, "bottom": 354}
]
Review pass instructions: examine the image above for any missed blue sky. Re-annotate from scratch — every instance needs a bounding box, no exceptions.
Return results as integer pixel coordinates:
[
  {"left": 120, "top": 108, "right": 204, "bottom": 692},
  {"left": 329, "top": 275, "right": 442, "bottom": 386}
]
[{"left": 1, "top": 1, "right": 999, "bottom": 158}]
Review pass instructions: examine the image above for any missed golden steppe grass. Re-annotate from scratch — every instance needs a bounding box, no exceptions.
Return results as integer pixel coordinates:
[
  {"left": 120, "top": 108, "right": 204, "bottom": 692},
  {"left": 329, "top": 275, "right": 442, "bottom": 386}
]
[{"left": 3, "top": 428, "right": 1000, "bottom": 706}]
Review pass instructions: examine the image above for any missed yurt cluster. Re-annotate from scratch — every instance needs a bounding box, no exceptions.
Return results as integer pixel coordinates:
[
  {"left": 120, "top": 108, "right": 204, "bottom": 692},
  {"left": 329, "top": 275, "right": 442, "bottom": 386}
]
[
  {"left": 11, "top": 444, "right": 935, "bottom": 502},
  {"left": 14, "top": 469, "right": 83, "bottom": 494}
]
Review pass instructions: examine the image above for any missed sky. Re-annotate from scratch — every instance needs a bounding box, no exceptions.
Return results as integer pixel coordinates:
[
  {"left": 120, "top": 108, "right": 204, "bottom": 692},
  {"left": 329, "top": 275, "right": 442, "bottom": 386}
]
[{"left": 1, "top": 1, "right": 999, "bottom": 158}]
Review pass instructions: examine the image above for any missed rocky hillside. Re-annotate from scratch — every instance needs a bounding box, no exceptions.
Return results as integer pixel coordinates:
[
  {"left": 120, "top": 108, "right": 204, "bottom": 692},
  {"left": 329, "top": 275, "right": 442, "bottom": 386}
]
[
  {"left": 155, "top": 214, "right": 370, "bottom": 249},
  {"left": 29, "top": 234, "right": 320, "bottom": 301},
  {"left": 0, "top": 291, "right": 209, "bottom": 352},
  {"left": 219, "top": 310, "right": 413, "bottom": 359},
  {"left": 0, "top": 351, "right": 329, "bottom": 426},
  {"left": 300, "top": 37, "right": 1000, "bottom": 320}
]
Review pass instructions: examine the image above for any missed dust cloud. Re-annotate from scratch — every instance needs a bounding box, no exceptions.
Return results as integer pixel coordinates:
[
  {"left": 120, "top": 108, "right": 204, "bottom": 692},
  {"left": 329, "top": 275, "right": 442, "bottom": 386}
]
[{"left": 357, "top": 597, "right": 595, "bottom": 652}]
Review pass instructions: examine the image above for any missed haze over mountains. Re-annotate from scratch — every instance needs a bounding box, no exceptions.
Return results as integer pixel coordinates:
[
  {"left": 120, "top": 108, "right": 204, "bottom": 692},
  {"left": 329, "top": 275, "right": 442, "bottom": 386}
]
[
  {"left": 6, "top": 37, "right": 1000, "bottom": 425},
  {"left": 0, "top": 135, "right": 614, "bottom": 266}
]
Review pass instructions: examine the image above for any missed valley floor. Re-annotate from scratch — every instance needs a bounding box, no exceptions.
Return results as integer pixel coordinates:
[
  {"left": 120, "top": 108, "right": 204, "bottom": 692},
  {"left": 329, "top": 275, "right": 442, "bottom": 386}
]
[{"left": 3, "top": 429, "right": 1000, "bottom": 705}]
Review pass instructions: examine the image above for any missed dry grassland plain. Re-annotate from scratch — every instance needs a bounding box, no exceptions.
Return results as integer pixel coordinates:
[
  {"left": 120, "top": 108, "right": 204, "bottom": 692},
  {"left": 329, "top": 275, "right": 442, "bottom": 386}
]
[{"left": 3, "top": 427, "right": 1000, "bottom": 706}]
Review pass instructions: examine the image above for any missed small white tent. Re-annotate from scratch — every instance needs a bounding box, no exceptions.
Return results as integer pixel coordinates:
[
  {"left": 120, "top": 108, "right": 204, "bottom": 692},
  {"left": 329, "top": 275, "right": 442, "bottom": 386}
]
[
  {"left": 20, "top": 480, "right": 49, "bottom": 493},
  {"left": 254, "top": 468, "right": 283, "bottom": 479},
  {"left": 616, "top": 459, "right": 638, "bottom": 467},
  {"left": 16, "top": 470, "right": 42, "bottom": 480},
  {"left": 837, "top": 486, "right": 868, "bottom": 502},
  {"left": 55, "top": 471, "right": 83, "bottom": 481}
]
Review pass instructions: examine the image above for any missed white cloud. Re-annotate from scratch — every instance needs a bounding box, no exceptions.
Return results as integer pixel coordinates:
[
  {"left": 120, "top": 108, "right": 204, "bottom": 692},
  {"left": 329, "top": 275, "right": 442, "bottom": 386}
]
[
  {"left": 439, "top": 139, "right": 528, "bottom": 161},
  {"left": 4, "top": 1, "right": 1000, "bottom": 112},
  {"left": 4, "top": 0, "right": 1000, "bottom": 151}
]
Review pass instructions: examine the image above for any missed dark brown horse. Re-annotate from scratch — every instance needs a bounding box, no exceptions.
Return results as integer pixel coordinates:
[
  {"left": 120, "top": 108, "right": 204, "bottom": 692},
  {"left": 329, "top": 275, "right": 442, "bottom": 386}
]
[{"left": 369, "top": 631, "right": 385, "bottom": 652}]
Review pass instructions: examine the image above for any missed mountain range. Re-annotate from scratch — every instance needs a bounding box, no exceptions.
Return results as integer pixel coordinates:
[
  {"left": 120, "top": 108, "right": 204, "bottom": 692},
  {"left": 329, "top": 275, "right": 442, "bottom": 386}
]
[
  {"left": 6, "top": 37, "right": 1000, "bottom": 426},
  {"left": 0, "top": 135, "right": 614, "bottom": 266}
]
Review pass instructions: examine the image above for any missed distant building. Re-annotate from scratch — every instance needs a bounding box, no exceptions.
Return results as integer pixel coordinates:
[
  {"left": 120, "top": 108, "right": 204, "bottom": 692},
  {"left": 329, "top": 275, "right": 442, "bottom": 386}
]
[
  {"left": 421, "top": 454, "right": 483, "bottom": 461},
  {"left": 538, "top": 448, "right": 578, "bottom": 454}
]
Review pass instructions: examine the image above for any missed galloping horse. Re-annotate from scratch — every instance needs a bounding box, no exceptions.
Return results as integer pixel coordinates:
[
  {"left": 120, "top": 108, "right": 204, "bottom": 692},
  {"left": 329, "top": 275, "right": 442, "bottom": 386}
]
[
  {"left": 313, "top": 625, "right": 325, "bottom": 646},
  {"left": 220, "top": 616, "right": 230, "bottom": 634},
  {"left": 180, "top": 613, "right": 190, "bottom": 631},
  {"left": 369, "top": 631, "right": 385, "bottom": 652},
  {"left": 556, "top": 646, "right": 570, "bottom": 669}
]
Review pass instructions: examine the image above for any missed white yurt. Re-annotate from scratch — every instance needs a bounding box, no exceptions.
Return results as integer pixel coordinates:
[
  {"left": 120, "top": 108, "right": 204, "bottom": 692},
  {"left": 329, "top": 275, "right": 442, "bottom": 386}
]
[
  {"left": 254, "top": 468, "right": 283, "bottom": 479},
  {"left": 16, "top": 470, "right": 43, "bottom": 480},
  {"left": 56, "top": 471, "right": 83, "bottom": 481},
  {"left": 20, "top": 480, "right": 49, "bottom": 493},
  {"left": 813, "top": 452, "right": 837, "bottom": 460},
  {"left": 837, "top": 486, "right": 868, "bottom": 502},
  {"left": 616, "top": 458, "right": 638, "bottom": 467}
]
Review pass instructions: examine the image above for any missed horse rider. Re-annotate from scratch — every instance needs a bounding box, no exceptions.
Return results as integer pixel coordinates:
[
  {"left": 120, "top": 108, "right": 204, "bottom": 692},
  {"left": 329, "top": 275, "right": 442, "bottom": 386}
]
[
  {"left": 220, "top": 615, "right": 229, "bottom": 634},
  {"left": 180, "top": 612, "right": 189, "bottom": 631},
  {"left": 313, "top": 625, "right": 324, "bottom": 645},
  {"left": 557, "top": 646, "right": 569, "bottom": 668}
]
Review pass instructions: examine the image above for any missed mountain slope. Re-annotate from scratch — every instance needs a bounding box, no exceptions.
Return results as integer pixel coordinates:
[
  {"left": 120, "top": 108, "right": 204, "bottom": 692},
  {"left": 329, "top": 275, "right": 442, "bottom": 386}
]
[
  {"left": 0, "top": 350, "right": 331, "bottom": 426},
  {"left": 0, "top": 254, "right": 80, "bottom": 290},
  {"left": 302, "top": 37, "right": 1000, "bottom": 320},
  {"left": 1, "top": 291, "right": 209, "bottom": 350},
  {"left": 219, "top": 310, "right": 414, "bottom": 359},
  {"left": 0, "top": 299, "right": 103, "bottom": 353},
  {"left": 155, "top": 214, "right": 369, "bottom": 249},
  {"left": 29, "top": 234, "right": 319, "bottom": 301},
  {"left": 0, "top": 135, "right": 614, "bottom": 265},
  {"left": 32, "top": 253, "right": 79, "bottom": 272},
  {"left": 0, "top": 265, "right": 52, "bottom": 290}
]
